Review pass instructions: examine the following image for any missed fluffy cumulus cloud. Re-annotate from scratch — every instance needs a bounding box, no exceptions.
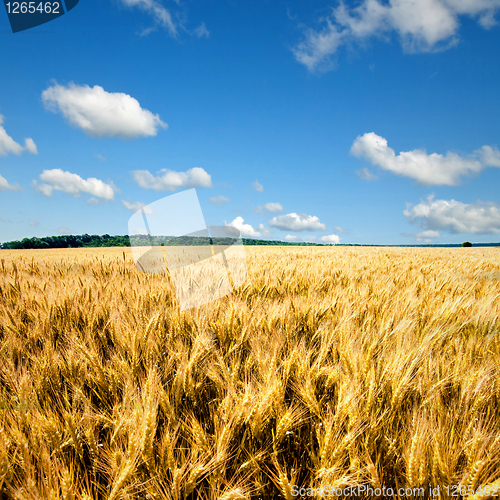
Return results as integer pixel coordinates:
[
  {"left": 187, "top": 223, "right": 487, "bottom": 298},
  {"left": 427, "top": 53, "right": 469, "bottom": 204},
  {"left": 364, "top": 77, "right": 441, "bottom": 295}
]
[
  {"left": 224, "top": 216, "right": 262, "bottom": 238},
  {"left": 320, "top": 234, "right": 340, "bottom": 244},
  {"left": 0, "top": 174, "right": 21, "bottom": 192},
  {"left": 268, "top": 212, "right": 326, "bottom": 231},
  {"left": 293, "top": 0, "right": 500, "bottom": 71},
  {"left": 351, "top": 132, "right": 500, "bottom": 185},
  {"left": 32, "top": 169, "right": 116, "bottom": 200},
  {"left": 404, "top": 195, "right": 500, "bottom": 234},
  {"left": 253, "top": 202, "right": 283, "bottom": 214},
  {"left": 132, "top": 167, "right": 212, "bottom": 191},
  {"left": 42, "top": 83, "right": 167, "bottom": 138},
  {"left": 209, "top": 195, "right": 231, "bottom": 206},
  {"left": 252, "top": 180, "right": 264, "bottom": 192},
  {"left": 0, "top": 115, "right": 38, "bottom": 157}
]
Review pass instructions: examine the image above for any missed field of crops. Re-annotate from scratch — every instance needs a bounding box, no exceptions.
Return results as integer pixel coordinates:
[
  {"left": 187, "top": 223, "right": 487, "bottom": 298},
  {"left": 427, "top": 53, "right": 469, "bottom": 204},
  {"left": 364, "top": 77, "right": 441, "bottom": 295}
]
[{"left": 0, "top": 246, "right": 499, "bottom": 499}]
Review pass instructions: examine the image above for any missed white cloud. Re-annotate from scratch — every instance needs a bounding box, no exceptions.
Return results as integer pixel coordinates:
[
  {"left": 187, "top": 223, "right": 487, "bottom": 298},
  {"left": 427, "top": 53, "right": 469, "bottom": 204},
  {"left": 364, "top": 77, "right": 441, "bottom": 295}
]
[
  {"left": 29, "top": 220, "right": 39, "bottom": 227},
  {"left": 118, "top": 0, "right": 209, "bottom": 39},
  {"left": 253, "top": 202, "right": 283, "bottom": 214},
  {"left": 119, "top": 0, "right": 177, "bottom": 37},
  {"left": 320, "top": 234, "right": 340, "bottom": 244},
  {"left": 132, "top": 167, "right": 212, "bottom": 191},
  {"left": 95, "top": 153, "right": 106, "bottom": 161},
  {"left": 32, "top": 169, "right": 116, "bottom": 200},
  {"left": 388, "top": 0, "right": 459, "bottom": 52},
  {"left": 284, "top": 234, "right": 299, "bottom": 242},
  {"left": 209, "top": 195, "right": 231, "bottom": 206},
  {"left": 0, "top": 174, "right": 21, "bottom": 192},
  {"left": 334, "top": 225, "right": 347, "bottom": 233},
  {"left": 404, "top": 195, "right": 500, "bottom": 234},
  {"left": 0, "top": 115, "right": 38, "bottom": 157},
  {"left": 31, "top": 181, "right": 52, "bottom": 197},
  {"left": 42, "top": 83, "right": 167, "bottom": 139},
  {"left": 415, "top": 229, "right": 441, "bottom": 242},
  {"left": 194, "top": 22, "right": 210, "bottom": 38},
  {"left": 252, "top": 180, "right": 264, "bottom": 192},
  {"left": 356, "top": 167, "right": 377, "bottom": 181},
  {"left": 268, "top": 212, "right": 326, "bottom": 231},
  {"left": 334, "top": 0, "right": 390, "bottom": 38},
  {"left": 293, "top": 0, "right": 500, "bottom": 71},
  {"left": 351, "top": 132, "right": 489, "bottom": 185},
  {"left": 417, "top": 230, "right": 441, "bottom": 238},
  {"left": 292, "top": 20, "right": 344, "bottom": 72},
  {"left": 442, "top": 0, "right": 500, "bottom": 28},
  {"left": 24, "top": 138, "right": 38, "bottom": 155},
  {"left": 57, "top": 226, "right": 71, "bottom": 234},
  {"left": 225, "top": 216, "right": 262, "bottom": 238},
  {"left": 478, "top": 145, "right": 500, "bottom": 167}
]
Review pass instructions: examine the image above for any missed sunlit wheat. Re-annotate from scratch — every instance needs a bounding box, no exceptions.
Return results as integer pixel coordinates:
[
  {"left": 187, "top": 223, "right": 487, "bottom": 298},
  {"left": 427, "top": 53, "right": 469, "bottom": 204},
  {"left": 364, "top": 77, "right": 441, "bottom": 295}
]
[{"left": 0, "top": 246, "right": 498, "bottom": 498}]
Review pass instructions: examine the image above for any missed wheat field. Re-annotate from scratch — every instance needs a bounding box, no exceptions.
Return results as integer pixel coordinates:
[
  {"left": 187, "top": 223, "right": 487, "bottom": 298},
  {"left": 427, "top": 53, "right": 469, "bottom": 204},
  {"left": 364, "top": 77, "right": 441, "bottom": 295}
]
[{"left": 0, "top": 246, "right": 499, "bottom": 499}]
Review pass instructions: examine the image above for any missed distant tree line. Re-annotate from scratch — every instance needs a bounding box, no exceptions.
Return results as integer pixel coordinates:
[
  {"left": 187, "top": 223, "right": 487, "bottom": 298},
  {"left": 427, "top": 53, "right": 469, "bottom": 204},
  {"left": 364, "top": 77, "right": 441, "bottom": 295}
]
[
  {"left": 241, "top": 238, "right": 325, "bottom": 246},
  {"left": 0, "top": 234, "right": 332, "bottom": 249},
  {"left": 0, "top": 234, "right": 128, "bottom": 249},
  {"left": 2, "top": 234, "right": 496, "bottom": 250}
]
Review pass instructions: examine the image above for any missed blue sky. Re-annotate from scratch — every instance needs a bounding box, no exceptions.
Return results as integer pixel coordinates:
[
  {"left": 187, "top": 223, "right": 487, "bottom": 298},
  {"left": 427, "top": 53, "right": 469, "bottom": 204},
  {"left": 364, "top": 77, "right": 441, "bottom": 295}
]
[{"left": 1, "top": 0, "right": 500, "bottom": 245}]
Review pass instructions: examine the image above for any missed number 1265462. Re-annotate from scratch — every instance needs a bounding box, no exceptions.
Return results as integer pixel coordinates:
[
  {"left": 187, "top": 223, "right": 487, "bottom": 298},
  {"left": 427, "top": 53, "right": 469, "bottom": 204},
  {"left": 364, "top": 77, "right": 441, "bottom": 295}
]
[{"left": 5, "top": 2, "right": 61, "bottom": 14}]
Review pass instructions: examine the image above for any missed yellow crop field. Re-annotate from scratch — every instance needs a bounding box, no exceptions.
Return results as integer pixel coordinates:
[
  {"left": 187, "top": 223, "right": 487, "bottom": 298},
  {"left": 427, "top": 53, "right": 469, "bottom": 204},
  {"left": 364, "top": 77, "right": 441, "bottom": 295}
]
[{"left": 0, "top": 246, "right": 499, "bottom": 499}]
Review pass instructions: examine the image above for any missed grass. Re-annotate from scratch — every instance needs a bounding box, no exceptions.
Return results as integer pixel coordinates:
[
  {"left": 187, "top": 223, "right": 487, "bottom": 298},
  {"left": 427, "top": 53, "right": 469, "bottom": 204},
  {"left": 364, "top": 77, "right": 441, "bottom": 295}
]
[{"left": 0, "top": 246, "right": 499, "bottom": 499}]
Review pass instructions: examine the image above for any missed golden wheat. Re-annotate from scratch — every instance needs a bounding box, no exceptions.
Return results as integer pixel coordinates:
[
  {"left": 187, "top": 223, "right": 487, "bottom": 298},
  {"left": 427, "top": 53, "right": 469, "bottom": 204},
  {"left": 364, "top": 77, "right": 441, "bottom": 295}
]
[{"left": 0, "top": 246, "right": 499, "bottom": 499}]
